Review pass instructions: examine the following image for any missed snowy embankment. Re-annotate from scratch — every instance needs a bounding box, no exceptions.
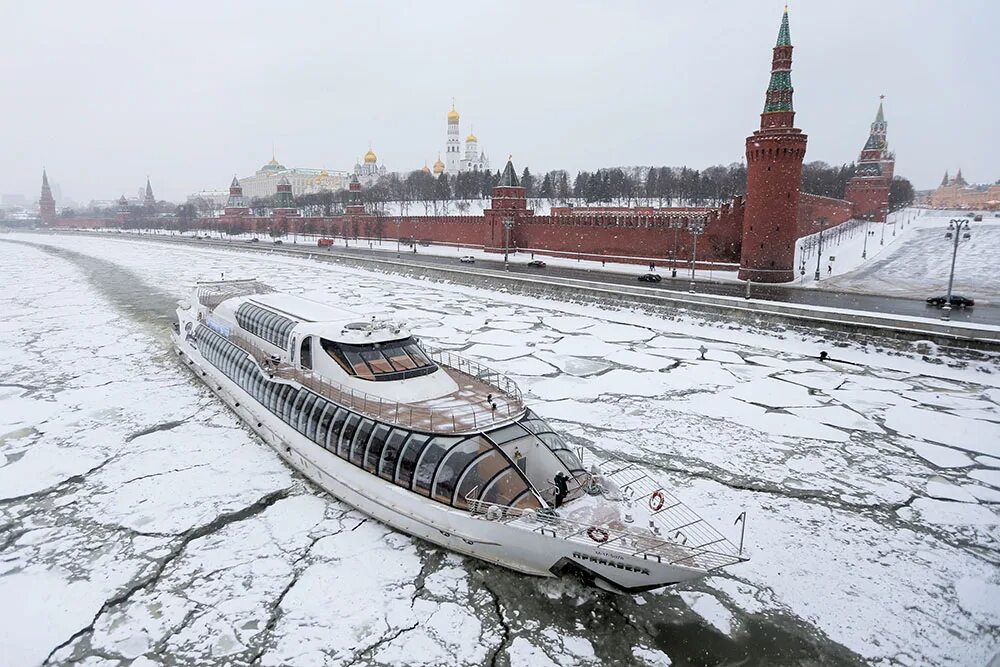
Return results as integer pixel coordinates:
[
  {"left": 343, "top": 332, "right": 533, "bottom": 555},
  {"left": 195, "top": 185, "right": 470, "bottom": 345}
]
[
  {"left": 822, "top": 212, "right": 1000, "bottom": 301},
  {"left": 1, "top": 233, "right": 999, "bottom": 666}
]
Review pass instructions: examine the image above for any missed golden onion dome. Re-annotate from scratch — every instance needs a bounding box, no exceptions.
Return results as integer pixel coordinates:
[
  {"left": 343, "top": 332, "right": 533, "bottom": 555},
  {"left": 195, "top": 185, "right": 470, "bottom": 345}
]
[
  {"left": 421, "top": 163, "right": 431, "bottom": 174},
  {"left": 364, "top": 148, "right": 377, "bottom": 163},
  {"left": 466, "top": 133, "right": 477, "bottom": 143},
  {"left": 447, "top": 105, "right": 459, "bottom": 122},
  {"left": 432, "top": 157, "right": 445, "bottom": 174}
]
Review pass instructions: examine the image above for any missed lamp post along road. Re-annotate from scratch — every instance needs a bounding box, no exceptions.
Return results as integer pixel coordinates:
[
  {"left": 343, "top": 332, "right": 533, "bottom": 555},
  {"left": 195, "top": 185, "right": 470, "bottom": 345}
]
[
  {"left": 861, "top": 215, "right": 870, "bottom": 259},
  {"left": 503, "top": 217, "right": 513, "bottom": 271},
  {"left": 814, "top": 224, "right": 825, "bottom": 281},
  {"left": 687, "top": 216, "right": 707, "bottom": 293},
  {"left": 669, "top": 219, "right": 683, "bottom": 278},
  {"left": 941, "top": 218, "right": 972, "bottom": 321}
]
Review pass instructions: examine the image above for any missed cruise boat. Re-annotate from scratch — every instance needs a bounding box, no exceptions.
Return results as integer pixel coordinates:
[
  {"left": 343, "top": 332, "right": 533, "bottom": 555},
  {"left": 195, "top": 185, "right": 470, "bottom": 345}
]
[{"left": 171, "top": 279, "right": 747, "bottom": 593}]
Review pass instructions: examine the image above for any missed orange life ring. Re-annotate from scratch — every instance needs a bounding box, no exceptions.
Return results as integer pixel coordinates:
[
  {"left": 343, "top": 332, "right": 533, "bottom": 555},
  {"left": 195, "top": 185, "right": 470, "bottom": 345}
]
[
  {"left": 649, "top": 489, "right": 666, "bottom": 512},
  {"left": 587, "top": 526, "right": 609, "bottom": 543}
]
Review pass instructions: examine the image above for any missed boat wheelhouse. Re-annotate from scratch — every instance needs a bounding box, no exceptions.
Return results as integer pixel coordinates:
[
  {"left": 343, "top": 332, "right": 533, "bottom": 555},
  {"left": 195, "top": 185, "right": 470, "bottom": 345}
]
[{"left": 173, "top": 279, "right": 747, "bottom": 592}]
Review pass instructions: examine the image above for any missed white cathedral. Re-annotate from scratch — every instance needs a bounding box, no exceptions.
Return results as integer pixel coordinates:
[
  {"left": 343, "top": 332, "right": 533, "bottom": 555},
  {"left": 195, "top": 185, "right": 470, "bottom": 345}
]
[{"left": 439, "top": 104, "right": 489, "bottom": 175}]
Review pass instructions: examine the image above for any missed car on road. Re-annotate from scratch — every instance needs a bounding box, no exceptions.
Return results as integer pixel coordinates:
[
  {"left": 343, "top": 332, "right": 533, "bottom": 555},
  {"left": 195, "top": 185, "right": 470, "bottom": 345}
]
[
  {"left": 459, "top": 256, "right": 476, "bottom": 263},
  {"left": 527, "top": 260, "right": 547, "bottom": 268},
  {"left": 248, "top": 238, "right": 259, "bottom": 243},
  {"left": 273, "top": 239, "right": 283, "bottom": 245},
  {"left": 638, "top": 273, "right": 662, "bottom": 283},
  {"left": 926, "top": 294, "right": 975, "bottom": 308}
]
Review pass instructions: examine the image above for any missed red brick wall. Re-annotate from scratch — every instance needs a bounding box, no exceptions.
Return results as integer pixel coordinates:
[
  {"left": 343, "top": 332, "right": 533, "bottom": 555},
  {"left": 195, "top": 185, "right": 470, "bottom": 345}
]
[
  {"left": 797, "top": 193, "right": 854, "bottom": 237},
  {"left": 845, "top": 177, "right": 890, "bottom": 222}
]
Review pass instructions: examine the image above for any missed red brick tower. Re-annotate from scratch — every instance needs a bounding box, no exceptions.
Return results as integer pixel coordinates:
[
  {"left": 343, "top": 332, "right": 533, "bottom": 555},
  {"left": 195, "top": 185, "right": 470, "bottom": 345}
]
[
  {"left": 739, "top": 8, "right": 808, "bottom": 283},
  {"left": 845, "top": 98, "right": 893, "bottom": 223},
  {"left": 484, "top": 157, "right": 532, "bottom": 252},
  {"left": 39, "top": 170, "right": 56, "bottom": 226}
]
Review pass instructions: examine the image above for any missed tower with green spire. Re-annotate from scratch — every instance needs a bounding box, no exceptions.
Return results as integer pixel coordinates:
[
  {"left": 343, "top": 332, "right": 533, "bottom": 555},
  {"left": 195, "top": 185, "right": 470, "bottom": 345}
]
[
  {"left": 760, "top": 6, "right": 797, "bottom": 128},
  {"left": 845, "top": 97, "right": 894, "bottom": 222},
  {"left": 484, "top": 156, "right": 533, "bottom": 253},
  {"left": 739, "top": 7, "right": 808, "bottom": 283}
]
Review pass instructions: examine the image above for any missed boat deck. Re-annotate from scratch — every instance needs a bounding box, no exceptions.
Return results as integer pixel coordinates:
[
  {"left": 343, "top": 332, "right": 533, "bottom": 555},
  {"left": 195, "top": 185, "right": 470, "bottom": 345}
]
[{"left": 228, "top": 331, "right": 524, "bottom": 434}]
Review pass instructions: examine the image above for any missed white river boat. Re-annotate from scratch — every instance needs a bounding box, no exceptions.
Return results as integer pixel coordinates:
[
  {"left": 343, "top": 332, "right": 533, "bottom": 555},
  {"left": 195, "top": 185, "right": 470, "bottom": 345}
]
[{"left": 171, "top": 279, "right": 748, "bottom": 593}]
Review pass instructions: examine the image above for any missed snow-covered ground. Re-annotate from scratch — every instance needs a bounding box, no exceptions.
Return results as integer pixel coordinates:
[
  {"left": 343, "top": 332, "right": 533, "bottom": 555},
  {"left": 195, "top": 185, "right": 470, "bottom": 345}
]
[
  {"left": 821, "top": 212, "right": 1000, "bottom": 301},
  {"left": 1, "top": 233, "right": 999, "bottom": 666}
]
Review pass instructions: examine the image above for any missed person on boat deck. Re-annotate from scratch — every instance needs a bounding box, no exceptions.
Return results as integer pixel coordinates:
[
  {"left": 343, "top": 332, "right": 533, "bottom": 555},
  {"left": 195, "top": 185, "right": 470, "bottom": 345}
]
[
  {"left": 554, "top": 472, "right": 570, "bottom": 508},
  {"left": 513, "top": 447, "right": 526, "bottom": 473}
]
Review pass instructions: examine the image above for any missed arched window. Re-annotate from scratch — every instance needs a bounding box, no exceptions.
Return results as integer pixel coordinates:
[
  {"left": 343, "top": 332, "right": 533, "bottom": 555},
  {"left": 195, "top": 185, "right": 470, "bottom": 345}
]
[{"left": 300, "top": 336, "right": 312, "bottom": 370}]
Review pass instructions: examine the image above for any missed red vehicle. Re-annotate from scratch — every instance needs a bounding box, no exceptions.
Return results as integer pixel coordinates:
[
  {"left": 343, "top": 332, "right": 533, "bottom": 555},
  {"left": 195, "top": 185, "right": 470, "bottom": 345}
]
[{"left": 317, "top": 238, "right": 335, "bottom": 247}]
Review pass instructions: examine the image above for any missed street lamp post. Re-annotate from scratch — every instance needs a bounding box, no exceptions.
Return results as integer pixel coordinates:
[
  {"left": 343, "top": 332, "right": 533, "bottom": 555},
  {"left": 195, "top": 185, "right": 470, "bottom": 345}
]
[
  {"left": 880, "top": 210, "right": 887, "bottom": 246},
  {"left": 940, "top": 218, "right": 972, "bottom": 321},
  {"left": 503, "top": 217, "right": 513, "bottom": 270},
  {"left": 687, "top": 216, "right": 707, "bottom": 292},
  {"left": 814, "top": 225, "right": 825, "bottom": 281},
  {"left": 861, "top": 215, "right": 870, "bottom": 259},
  {"left": 669, "top": 218, "right": 683, "bottom": 278}
]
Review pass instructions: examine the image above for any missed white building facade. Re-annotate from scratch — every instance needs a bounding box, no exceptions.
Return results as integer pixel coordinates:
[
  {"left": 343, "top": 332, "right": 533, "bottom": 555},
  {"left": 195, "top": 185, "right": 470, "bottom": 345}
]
[{"left": 444, "top": 104, "right": 489, "bottom": 175}]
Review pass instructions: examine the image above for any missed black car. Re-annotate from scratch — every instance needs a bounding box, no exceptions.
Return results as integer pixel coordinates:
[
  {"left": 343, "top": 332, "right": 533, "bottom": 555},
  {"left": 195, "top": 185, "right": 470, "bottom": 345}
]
[
  {"left": 638, "top": 273, "right": 662, "bottom": 283},
  {"left": 926, "top": 294, "right": 975, "bottom": 308},
  {"left": 248, "top": 238, "right": 259, "bottom": 243},
  {"left": 527, "top": 260, "right": 546, "bottom": 268},
  {"left": 273, "top": 239, "right": 283, "bottom": 245}
]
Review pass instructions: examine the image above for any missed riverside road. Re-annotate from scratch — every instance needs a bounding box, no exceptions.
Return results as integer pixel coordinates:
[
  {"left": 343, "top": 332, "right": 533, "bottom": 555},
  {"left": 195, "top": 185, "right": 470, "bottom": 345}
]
[{"left": 217, "top": 238, "right": 999, "bottom": 327}]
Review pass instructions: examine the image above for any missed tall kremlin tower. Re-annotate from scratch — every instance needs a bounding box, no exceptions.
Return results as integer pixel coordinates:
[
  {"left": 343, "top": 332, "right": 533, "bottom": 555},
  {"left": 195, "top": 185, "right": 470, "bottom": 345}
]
[
  {"left": 39, "top": 170, "right": 56, "bottom": 226},
  {"left": 844, "top": 98, "right": 894, "bottom": 222},
  {"left": 445, "top": 103, "right": 461, "bottom": 174},
  {"left": 738, "top": 8, "right": 808, "bottom": 283}
]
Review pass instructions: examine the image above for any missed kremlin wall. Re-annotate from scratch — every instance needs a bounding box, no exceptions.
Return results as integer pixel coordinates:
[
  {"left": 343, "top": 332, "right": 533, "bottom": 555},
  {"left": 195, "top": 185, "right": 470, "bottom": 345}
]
[{"left": 40, "top": 9, "right": 895, "bottom": 284}]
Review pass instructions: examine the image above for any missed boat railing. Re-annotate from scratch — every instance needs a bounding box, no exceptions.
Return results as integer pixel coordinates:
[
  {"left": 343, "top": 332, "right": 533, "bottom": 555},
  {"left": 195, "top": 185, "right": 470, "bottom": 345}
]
[
  {"left": 423, "top": 347, "right": 523, "bottom": 405},
  {"left": 465, "top": 461, "right": 748, "bottom": 572},
  {"left": 225, "top": 331, "right": 525, "bottom": 434}
]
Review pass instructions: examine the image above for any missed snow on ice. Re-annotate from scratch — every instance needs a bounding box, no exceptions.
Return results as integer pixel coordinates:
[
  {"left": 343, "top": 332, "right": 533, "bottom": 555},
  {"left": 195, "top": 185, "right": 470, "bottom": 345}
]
[{"left": 1, "top": 233, "right": 999, "bottom": 667}]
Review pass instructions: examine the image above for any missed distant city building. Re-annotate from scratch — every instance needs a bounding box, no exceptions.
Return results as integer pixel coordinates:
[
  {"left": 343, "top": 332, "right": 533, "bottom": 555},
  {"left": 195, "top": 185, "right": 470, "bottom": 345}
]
[
  {"left": 443, "top": 103, "right": 489, "bottom": 175},
  {"left": 187, "top": 190, "right": 229, "bottom": 208},
  {"left": 928, "top": 169, "right": 1000, "bottom": 209},
  {"left": 39, "top": 170, "right": 56, "bottom": 226},
  {"left": 236, "top": 153, "right": 350, "bottom": 199}
]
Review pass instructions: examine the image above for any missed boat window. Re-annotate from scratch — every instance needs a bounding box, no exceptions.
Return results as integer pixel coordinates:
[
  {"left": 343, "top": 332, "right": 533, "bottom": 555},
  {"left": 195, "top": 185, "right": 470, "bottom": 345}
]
[
  {"left": 338, "top": 414, "right": 361, "bottom": 458},
  {"left": 320, "top": 337, "right": 437, "bottom": 382},
  {"left": 377, "top": 429, "right": 409, "bottom": 480},
  {"left": 300, "top": 336, "right": 313, "bottom": 370},
  {"left": 298, "top": 394, "right": 318, "bottom": 433},
  {"left": 484, "top": 423, "right": 529, "bottom": 446},
  {"left": 236, "top": 303, "right": 297, "bottom": 349},
  {"left": 432, "top": 436, "right": 493, "bottom": 505},
  {"left": 312, "top": 401, "right": 333, "bottom": 442},
  {"left": 481, "top": 468, "right": 538, "bottom": 508},
  {"left": 325, "top": 408, "right": 347, "bottom": 451},
  {"left": 287, "top": 388, "right": 307, "bottom": 424},
  {"left": 350, "top": 419, "right": 375, "bottom": 466},
  {"left": 395, "top": 433, "right": 430, "bottom": 488},
  {"left": 364, "top": 424, "right": 392, "bottom": 472},
  {"left": 413, "top": 437, "right": 460, "bottom": 496},
  {"left": 453, "top": 450, "right": 508, "bottom": 508}
]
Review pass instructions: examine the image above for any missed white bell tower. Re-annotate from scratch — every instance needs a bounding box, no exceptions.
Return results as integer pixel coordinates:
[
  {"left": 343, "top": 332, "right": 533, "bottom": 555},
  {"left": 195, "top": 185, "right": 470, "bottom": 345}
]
[{"left": 446, "top": 102, "right": 461, "bottom": 174}]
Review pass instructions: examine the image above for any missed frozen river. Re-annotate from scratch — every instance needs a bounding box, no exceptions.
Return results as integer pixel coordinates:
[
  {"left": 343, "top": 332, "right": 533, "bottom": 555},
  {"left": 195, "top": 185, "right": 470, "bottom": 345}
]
[{"left": 1, "top": 234, "right": 998, "bottom": 666}]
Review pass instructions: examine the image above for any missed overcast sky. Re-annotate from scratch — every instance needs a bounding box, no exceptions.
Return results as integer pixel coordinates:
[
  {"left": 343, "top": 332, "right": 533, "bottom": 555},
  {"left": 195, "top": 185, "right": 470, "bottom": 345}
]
[{"left": 3, "top": 1, "right": 997, "bottom": 203}]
